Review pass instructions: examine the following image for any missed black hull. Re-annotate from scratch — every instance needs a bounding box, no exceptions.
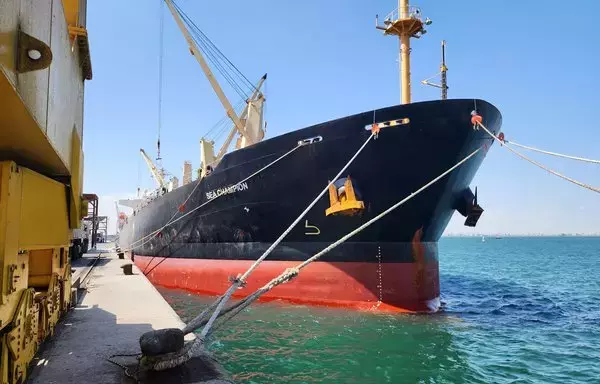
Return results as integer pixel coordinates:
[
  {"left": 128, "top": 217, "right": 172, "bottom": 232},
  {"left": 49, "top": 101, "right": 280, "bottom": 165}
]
[
  {"left": 119, "top": 98, "right": 501, "bottom": 311},
  {"left": 119, "top": 99, "right": 501, "bottom": 262}
]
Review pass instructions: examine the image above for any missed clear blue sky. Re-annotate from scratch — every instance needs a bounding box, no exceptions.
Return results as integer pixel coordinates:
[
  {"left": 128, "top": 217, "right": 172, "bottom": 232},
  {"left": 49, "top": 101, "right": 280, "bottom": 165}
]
[{"left": 83, "top": 0, "right": 599, "bottom": 235}]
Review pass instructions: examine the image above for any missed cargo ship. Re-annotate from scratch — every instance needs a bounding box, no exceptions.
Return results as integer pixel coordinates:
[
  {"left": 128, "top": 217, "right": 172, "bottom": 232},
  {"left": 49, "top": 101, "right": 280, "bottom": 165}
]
[{"left": 117, "top": 0, "right": 502, "bottom": 312}]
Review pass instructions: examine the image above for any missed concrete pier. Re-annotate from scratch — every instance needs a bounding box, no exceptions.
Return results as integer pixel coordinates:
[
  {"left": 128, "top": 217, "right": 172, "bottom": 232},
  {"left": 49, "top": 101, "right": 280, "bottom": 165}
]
[{"left": 28, "top": 247, "right": 232, "bottom": 383}]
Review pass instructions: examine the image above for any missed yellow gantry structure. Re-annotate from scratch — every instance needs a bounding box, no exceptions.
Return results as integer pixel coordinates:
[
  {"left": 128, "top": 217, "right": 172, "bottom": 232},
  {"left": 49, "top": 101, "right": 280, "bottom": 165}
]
[{"left": 0, "top": 1, "right": 92, "bottom": 383}]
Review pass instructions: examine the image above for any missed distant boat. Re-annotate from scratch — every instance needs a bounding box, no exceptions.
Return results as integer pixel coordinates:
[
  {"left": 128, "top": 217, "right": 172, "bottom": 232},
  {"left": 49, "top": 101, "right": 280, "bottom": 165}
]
[{"left": 482, "top": 236, "right": 486, "bottom": 242}]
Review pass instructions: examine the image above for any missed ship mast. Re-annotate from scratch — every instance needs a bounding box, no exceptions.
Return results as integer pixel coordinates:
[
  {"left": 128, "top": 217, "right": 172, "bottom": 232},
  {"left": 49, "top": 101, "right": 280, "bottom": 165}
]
[
  {"left": 163, "top": 0, "right": 251, "bottom": 144},
  {"left": 440, "top": 40, "right": 448, "bottom": 100},
  {"left": 422, "top": 40, "right": 449, "bottom": 100},
  {"left": 376, "top": 0, "right": 431, "bottom": 104}
]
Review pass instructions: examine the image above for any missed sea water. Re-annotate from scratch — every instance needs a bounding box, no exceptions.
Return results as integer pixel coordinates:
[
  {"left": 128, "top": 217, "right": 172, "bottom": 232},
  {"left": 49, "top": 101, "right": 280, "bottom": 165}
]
[{"left": 159, "top": 237, "right": 600, "bottom": 383}]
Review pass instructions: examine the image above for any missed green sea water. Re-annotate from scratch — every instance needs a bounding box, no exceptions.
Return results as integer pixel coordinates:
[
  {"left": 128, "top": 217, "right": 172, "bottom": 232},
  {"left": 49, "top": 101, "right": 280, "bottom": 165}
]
[{"left": 159, "top": 237, "right": 600, "bottom": 383}]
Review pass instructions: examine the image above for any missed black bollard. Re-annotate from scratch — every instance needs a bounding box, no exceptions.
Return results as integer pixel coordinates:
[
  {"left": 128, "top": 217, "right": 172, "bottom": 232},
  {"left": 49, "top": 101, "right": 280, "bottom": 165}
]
[
  {"left": 121, "top": 263, "right": 133, "bottom": 275},
  {"left": 139, "top": 328, "right": 185, "bottom": 356}
]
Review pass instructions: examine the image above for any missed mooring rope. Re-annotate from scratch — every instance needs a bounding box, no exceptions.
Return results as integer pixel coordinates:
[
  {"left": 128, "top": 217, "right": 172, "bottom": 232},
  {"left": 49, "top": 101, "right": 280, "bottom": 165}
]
[
  {"left": 504, "top": 140, "right": 600, "bottom": 164},
  {"left": 203, "top": 146, "right": 483, "bottom": 334},
  {"left": 143, "top": 132, "right": 482, "bottom": 371},
  {"left": 123, "top": 143, "right": 302, "bottom": 252},
  {"left": 476, "top": 121, "right": 600, "bottom": 193},
  {"left": 198, "top": 132, "right": 376, "bottom": 338},
  {"left": 240, "top": 132, "right": 376, "bottom": 282}
]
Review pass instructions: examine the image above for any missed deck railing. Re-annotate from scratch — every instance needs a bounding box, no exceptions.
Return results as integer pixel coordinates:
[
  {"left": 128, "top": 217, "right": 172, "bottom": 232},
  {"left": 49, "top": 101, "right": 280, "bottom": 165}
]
[{"left": 382, "top": 6, "right": 422, "bottom": 24}]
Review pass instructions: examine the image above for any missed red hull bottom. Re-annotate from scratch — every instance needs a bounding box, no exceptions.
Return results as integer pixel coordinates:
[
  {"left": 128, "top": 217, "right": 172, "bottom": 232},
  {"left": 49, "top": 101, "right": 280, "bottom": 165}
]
[{"left": 134, "top": 256, "right": 440, "bottom": 313}]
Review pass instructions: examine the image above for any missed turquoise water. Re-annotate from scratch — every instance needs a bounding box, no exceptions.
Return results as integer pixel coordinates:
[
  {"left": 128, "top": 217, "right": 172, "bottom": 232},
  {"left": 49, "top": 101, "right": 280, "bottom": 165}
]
[{"left": 160, "top": 237, "right": 600, "bottom": 383}]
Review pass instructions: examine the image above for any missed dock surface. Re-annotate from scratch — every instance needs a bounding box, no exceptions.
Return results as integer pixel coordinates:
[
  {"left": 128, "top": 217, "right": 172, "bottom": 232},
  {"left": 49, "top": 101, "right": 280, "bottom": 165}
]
[{"left": 28, "top": 247, "right": 232, "bottom": 383}]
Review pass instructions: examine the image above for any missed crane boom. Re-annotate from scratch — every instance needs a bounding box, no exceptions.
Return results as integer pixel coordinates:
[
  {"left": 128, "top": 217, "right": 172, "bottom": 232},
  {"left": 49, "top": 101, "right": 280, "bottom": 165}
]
[
  {"left": 163, "top": 0, "right": 251, "bottom": 144},
  {"left": 215, "top": 74, "right": 267, "bottom": 163},
  {"left": 140, "top": 148, "right": 166, "bottom": 189}
]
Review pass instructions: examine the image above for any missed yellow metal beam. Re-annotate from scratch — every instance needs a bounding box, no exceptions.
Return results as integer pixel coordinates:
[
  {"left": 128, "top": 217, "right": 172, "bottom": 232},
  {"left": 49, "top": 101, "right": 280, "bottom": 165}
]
[
  {"left": 5, "top": 288, "right": 39, "bottom": 383},
  {"left": 68, "top": 26, "right": 93, "bottom": 80},
  {"left": 69, "top": 128, "right": 84, "bottom": 228},
  {"left": 62, "top": 0, "right": 80, "bottom": 28},
  {"left": 19, "top": 168, "right": 70, "bottom": 249},
  {"left": 0, "top": 70, "right": 70, "bottom": 177},
  {"left": 0, "top": 162, "right": 26, "bottom": 308},
  {"left": 0, "top": 161, "right": 72, "bottom": 384}
]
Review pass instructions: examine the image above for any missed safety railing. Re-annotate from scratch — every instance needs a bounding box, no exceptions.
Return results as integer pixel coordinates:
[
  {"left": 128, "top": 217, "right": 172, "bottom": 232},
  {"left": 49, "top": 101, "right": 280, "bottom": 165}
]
[{"left": 382, "top": 6, "right": 422, "bottom": 24}]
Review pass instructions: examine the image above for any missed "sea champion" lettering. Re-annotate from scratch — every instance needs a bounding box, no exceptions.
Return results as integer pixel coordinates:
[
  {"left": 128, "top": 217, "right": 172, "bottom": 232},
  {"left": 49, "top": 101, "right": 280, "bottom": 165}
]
[{"left": 205, "top": 182, "right": 249, "bottom": 200}]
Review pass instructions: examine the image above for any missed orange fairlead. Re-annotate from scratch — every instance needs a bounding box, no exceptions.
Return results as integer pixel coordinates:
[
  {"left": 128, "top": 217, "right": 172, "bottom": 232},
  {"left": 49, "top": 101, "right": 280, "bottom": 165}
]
[
  {"left": 371, "top": 123, "right": 381, "bottom": 138},
  {"left": 471, "top": 113, "right": 482, "bottom": 127}
]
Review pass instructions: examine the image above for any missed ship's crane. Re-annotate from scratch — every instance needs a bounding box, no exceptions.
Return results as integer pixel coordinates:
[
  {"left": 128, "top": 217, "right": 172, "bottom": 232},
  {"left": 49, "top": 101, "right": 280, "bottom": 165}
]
[
  {"left": 213, "top": 74, "right": 267, "bottom": 163},
  {"left": 140, "top": 148, "right": 167, "bottom": 191},
  {"left": 163, "top": 0, "right": 267, "bottom": 177},
  {"left": 164, "top": 0, "right": 250, "bottom": 145}
]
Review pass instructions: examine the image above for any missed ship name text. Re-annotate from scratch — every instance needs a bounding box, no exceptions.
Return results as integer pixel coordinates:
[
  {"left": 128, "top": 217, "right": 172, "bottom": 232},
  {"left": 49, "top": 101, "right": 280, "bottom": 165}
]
[{"left": 206, "top": 182, "right": 249, "bottom": 200}]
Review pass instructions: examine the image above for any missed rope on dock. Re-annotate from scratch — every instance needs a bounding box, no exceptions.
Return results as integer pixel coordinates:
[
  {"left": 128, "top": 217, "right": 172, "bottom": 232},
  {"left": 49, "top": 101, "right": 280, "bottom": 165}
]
[
  {"left": 106, "top": 352, "right": 142, "bottom": 382},
  {"left": 475, "top": 121, "right": 600, "bottom": 193},
  {"left": 193, "top": 146, "right": 483, "bottom": 335},
  {"left": 503, "top": 140, "right": 600, "bottom": 164}
]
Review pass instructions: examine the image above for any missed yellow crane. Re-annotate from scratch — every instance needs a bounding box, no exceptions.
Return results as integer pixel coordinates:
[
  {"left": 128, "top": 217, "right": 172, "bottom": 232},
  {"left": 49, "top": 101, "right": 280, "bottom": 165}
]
[
  {"left": 0, "top": 1, "right": 92, "bottom": 383},
  {"left": 140, "top": 148, "right": 167, "bottom": 191}
]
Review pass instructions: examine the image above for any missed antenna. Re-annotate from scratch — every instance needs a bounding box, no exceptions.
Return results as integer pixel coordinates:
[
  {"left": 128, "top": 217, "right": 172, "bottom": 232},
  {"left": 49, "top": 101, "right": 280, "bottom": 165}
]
[
  {"left": 441, "top": 40, "right": 448, "bottom": 100},
  {"left": 421, "top": 40, "right": 448, "bottom": 100}
]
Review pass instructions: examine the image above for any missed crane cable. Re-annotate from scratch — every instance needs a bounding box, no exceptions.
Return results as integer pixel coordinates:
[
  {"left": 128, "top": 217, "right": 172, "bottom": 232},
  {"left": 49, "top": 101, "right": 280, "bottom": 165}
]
[
  {"left": 157, "top": 0, "right": 165, "bottom": 164},
  {"left": 475, "top": 121, "right": 600, "bottom": 193},
  {"left": 172, "top": 1, "right": 256, "bottom": 99},
  {"left": 202, "top": 99, "right": 246, "bottom": 140}
]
